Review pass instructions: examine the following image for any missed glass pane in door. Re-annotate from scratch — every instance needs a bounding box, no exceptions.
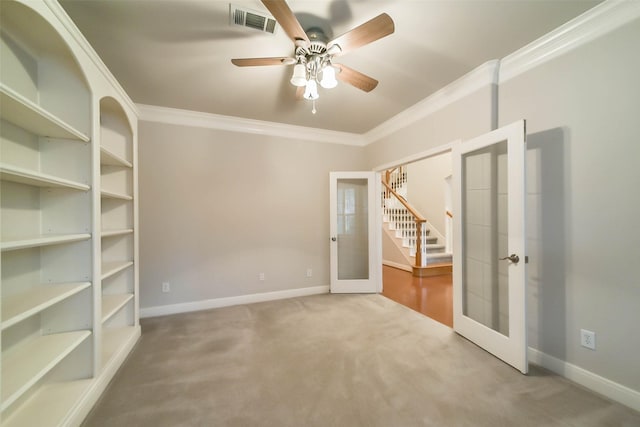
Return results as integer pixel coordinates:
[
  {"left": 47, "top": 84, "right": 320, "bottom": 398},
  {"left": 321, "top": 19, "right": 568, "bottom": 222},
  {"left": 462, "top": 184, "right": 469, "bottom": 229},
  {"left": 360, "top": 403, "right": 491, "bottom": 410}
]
[
  {"left": 461, "top": 140, "right": 509, "bottom": 336},
  {"left": 336, "top": 178, "right": 369, "bottom": 280}
]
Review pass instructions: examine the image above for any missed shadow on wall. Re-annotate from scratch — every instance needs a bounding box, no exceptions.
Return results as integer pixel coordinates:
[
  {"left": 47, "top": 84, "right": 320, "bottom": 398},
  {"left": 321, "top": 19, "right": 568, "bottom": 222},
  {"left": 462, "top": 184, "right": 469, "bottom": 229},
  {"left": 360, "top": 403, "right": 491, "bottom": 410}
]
[{"left": 527, "top": 127, "right": 568, "bottom": 362}]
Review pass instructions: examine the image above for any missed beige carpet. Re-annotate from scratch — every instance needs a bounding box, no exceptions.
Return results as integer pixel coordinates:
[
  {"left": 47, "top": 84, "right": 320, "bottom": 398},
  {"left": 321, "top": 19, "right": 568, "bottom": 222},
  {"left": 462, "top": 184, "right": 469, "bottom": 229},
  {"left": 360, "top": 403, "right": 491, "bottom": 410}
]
[{"left": 84, "top": 294, "right": 640, "bottom": 426}]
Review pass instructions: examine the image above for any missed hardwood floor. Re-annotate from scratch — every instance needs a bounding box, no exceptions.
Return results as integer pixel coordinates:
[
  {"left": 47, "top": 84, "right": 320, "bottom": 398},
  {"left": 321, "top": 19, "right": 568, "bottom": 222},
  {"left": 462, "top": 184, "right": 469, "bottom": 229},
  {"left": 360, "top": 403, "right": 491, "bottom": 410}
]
[{"left": 381, "top": 265, "right": 453, "bottom": 327}]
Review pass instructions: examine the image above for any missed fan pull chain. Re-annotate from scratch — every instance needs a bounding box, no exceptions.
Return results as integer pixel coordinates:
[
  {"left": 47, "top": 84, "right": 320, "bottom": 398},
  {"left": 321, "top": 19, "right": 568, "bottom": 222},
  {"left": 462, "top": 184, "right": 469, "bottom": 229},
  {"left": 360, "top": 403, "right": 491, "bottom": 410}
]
[{"left": 312, "top": 99, "right": 317, "bottom": 114}]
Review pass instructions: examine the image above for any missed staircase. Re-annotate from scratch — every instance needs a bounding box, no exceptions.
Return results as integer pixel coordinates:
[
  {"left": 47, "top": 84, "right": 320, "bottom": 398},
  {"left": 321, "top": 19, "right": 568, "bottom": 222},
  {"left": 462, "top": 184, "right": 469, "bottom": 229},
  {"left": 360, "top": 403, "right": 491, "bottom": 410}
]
[{"left": 382, "top": 167, "right": 452, "bottom": 277}]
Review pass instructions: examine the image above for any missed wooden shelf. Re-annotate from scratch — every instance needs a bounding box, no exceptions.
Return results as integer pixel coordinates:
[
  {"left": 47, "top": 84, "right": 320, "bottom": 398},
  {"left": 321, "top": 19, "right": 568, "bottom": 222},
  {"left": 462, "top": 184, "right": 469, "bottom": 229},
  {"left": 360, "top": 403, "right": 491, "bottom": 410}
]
[
  {"left": 101, "top": 229, "right": 134, "bottom": 238},
  {"left": 1, "top": 282, "right": 91, "bottom": 331},
  {"left": 1, "top": 330, "right": 92, "bottom": 411},
  {"left": 101, "top": 261, "right": 134, "bottom": 281},
  {"left": 0, "top": 84, "right": 89, "bottom": 142},
  {"left": 100, "top": 146, "right": 132, "bottom": 168},
  {"left": 1, "top": 379, "right": 93, "bottom": 427},
  {"left": 100, "top": 189, "right": 133, "bottom": 201},
  {"left": 102, "top": 326, "right": 138, "bottom": 369},
  {"left": 102, "top": 294, "right": 134, "bottom": 323},
  {"left": 0, "top": 163, "right": 90, "bottom": 191},
  {"left": 1, "top": 233, "right": 91, "bottom": 252}
]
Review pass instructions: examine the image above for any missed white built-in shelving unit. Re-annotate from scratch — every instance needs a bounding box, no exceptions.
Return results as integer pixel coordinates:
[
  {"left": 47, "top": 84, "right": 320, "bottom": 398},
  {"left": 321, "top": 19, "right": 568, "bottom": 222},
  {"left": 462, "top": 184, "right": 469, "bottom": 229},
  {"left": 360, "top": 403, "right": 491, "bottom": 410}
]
[
  {"left": 98, "top": 96, "right": 138, "bottom": 373},
  {"left": 0, "top": 1, "right": 139, "bottom": 425}
]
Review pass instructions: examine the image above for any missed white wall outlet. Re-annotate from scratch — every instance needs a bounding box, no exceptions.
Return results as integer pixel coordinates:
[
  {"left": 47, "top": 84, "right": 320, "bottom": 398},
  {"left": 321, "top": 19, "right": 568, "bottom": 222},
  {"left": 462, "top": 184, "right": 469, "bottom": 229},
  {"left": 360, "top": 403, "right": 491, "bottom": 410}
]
[
  {"left": 306, "top": 268, "right": 313, "bottom": 278},
  {"left": 259, "top": 273, "right": 265, "bottom": 281},
  {"left": 162, "top": 282, "right": 170, "bottom": 293},
  {"left": 580, "top": 329, "right": 596, "bottom": 350}
]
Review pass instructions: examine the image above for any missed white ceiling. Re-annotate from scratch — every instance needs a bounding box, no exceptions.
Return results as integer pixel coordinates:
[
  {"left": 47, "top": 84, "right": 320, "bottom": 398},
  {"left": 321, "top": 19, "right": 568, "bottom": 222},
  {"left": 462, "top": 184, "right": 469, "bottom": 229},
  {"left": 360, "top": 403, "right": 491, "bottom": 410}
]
[{"left": 60, "top": 0, "right": 600, "bottom": 134}]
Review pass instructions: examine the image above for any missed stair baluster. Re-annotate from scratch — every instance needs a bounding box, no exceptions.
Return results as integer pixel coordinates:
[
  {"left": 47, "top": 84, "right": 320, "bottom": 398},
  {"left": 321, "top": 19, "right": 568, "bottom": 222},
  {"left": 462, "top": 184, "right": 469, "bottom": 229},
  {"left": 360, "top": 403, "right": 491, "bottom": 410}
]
[{"left": 382, "top": 174, "right": 426, "bottom": 272}]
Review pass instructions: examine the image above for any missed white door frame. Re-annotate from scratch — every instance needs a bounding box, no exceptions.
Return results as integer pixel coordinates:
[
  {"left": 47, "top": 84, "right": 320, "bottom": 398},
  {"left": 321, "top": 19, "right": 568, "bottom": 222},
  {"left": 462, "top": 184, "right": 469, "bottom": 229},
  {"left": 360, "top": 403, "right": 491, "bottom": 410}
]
[
  {"left": 452, "top": 119, "right": 528, "bottom": 373},
  {"left": 373, "top": 142, "right": 458, "bottom": 292},
  {"left": 329, "top": 171, "right": 382, "bottom": 293}
]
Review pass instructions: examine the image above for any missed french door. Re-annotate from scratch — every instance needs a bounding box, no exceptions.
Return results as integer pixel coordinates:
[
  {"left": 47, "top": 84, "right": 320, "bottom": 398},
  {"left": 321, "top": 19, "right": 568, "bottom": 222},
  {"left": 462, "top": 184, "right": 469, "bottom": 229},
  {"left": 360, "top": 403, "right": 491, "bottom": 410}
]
[
  {"left": 452, "top": 120, "right": 528, "bottom": 373},
  {"left": 329, "top": 172, "right": 380, "bottom": 293}
]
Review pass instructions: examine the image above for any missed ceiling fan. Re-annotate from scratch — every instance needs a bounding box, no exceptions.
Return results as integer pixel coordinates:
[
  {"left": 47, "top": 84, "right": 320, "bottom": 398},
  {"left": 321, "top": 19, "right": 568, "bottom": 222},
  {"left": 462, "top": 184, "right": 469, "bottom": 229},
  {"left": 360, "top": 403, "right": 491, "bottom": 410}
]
[{"left": 231, "top": 0, "right": 394, "bottom": 113}]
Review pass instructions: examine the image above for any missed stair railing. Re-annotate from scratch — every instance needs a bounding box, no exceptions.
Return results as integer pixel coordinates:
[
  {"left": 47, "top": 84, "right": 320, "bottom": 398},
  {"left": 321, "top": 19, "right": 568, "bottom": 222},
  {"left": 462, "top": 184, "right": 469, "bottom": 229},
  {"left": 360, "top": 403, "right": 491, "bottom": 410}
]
[{"left": 381, "top": 177, "right": 427, "bottom": 268}]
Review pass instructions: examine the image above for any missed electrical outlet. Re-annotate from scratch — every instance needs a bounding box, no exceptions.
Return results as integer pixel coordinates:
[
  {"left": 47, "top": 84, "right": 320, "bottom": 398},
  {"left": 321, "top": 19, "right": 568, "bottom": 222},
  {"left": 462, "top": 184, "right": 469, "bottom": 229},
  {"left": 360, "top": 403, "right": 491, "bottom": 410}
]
[
  {"left": 162, "top": 282, "right": 170, "bottom": 293},
  {"left": 580, "top": 329, "right": 596, "bottom": 350},
  {"left": 306, "top": 268, "right": 313, "bottom": 278},
  {"left": 259, "top": 273, "right": 265, "bottom": 281}
]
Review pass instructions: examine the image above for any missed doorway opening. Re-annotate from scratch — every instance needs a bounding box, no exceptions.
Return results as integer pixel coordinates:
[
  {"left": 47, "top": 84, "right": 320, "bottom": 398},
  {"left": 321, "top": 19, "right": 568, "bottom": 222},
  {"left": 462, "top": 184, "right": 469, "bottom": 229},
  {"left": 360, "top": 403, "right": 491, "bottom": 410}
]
[{"left": 376, "top": 146, "right": 455, "bottom": 328}]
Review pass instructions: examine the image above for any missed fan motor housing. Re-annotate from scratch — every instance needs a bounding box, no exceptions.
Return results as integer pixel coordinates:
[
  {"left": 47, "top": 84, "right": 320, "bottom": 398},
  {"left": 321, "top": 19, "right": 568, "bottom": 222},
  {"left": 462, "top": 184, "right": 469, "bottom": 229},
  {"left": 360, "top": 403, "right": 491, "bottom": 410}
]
[{"left": 296, "top": 27, "right": 329, "bottom": 58}]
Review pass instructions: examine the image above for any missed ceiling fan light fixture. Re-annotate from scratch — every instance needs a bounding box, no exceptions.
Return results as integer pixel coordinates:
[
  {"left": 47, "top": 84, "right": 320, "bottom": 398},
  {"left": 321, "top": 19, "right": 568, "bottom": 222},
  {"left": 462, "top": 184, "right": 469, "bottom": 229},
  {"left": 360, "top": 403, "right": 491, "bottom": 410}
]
[
  {"left": 290, "top": 63, "right": 307, "bottom": 86},
  {"left": 320, "top": 65, "right": 337, "bottom": 89},
  {"left": 304, "top": 79, "right": 319, "bottom": 100},
  {"left": 232, "top": 1, "right": 395, "bottom": 114}
]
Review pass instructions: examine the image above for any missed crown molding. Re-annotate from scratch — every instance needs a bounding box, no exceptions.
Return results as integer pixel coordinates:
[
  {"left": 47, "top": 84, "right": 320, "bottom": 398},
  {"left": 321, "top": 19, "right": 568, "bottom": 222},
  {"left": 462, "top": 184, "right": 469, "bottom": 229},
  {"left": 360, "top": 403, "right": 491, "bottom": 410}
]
[
  {"left": 135, "top": 56, "right": 498, "bottom": 147},
  {"left": 45, "top": 0, "right": 139, "bottom": 116},
  {"left": 500, "top": 0, "right": 640, "bottom": 83},
  {"left": 362, "top": 60, "right": 500, "bottom": 145},
  {"left": 42, "top": 0, "right": 638, "bottom": 148},
  {"left": 136, "top": 104, "right": 366, "bottom": 146}
]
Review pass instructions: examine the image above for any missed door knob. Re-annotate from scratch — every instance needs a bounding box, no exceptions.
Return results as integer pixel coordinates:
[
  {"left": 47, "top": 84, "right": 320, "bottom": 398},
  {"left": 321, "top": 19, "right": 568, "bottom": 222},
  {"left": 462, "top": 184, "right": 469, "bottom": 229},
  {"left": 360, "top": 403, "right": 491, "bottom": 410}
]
[
  {"left": 499, "top": 254, "right": 520, "bottom": 264},
  {"left": 331, "top": 237, "right": 337, "bottom": 242}
]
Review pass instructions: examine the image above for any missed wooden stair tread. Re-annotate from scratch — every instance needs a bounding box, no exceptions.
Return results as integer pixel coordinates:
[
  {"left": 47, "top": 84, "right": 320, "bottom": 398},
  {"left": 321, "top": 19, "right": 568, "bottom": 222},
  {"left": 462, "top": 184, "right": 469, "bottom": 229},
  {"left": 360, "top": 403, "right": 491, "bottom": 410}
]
[
  {"left": 412, "top": 263, "right": 453, "bottom": 277},
  {"left": 422, "top": 262, "right": 453, "bottom": 268}
]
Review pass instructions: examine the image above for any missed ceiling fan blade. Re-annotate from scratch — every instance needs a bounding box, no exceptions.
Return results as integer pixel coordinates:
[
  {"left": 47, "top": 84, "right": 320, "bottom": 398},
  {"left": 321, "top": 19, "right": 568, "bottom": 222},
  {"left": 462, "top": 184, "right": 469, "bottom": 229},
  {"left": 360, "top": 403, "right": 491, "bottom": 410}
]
[
  {"left": 261, "top": 0, "right": 310, "bottom": 46},
  {"left": 334, "top": 64, "right": 379, "bottom": 92},
  {"left": 231, "top": 57, "right": 295, "bottom": 67},
  {"left": 329, "top": 13, "right": 394, "bottom": 56}
]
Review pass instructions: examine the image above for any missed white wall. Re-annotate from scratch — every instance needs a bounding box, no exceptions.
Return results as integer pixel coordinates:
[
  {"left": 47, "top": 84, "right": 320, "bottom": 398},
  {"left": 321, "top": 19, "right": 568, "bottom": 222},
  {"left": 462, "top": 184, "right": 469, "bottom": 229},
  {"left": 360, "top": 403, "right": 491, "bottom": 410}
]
[
  {"left": 499, "top": 16, "right": 640, "bottom": 393},
  {"left": 138, "top": 121, "right": 365, "bottom": 310},
  {"left": 365, "top": 85, "right": 494, "bottom": 169},
  {"left": 406, "top": 152, "right": 452, "bottom": 237},
  {"left": 382, "top": 227, "right": 411, "bottom": 270}
]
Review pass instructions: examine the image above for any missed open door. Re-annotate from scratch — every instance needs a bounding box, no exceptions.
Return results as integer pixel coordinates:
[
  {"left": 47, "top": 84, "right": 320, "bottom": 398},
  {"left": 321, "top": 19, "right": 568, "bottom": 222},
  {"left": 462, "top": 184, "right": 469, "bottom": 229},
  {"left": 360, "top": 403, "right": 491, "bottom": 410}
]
[
  {"left": 329, "top": 172, "right": 380, "bottom": 293},
  {"left": 452, "top": 120, "right": 528, "bottom": 373}
]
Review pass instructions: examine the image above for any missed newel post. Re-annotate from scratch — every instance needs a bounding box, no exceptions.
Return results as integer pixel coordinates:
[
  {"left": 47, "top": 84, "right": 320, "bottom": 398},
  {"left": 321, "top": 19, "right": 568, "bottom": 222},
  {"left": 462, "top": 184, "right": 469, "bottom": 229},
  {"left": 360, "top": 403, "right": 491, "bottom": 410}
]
[
  {"left": 384, "top": 170, "right": 391, "bottom": 198},
  {"left": 415, "top": 220, "right": 423, "bottom": 267}
]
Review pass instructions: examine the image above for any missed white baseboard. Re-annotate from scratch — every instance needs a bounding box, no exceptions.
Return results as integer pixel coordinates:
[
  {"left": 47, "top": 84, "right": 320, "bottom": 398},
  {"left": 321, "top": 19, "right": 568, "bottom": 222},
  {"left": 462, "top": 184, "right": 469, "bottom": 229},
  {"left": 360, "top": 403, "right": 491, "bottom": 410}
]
[
  {"left": 383, "top": 259, "right": 412, "bottom": 272},
  {"left": 140, "top": 286, "right": 330, "bottom": 318},
  {"left": 528, "top": 347, "right": 640, "bottom": 412}
]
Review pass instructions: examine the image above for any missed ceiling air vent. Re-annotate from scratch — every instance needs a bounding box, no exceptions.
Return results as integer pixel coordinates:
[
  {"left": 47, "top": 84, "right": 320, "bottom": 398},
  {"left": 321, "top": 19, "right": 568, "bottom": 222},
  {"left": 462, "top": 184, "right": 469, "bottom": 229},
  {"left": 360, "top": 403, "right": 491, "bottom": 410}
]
[{"left": 230, "top": 4, "right": 278, "bottom": 35}]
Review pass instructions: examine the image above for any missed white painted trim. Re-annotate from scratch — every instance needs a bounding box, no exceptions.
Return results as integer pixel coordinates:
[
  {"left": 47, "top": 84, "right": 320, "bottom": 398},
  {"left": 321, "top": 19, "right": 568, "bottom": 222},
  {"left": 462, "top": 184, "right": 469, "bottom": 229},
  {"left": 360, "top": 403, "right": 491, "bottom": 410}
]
[
  {"left": 374, "top": 173, "right": 384, "bottom": 293},
  {"left": 135, "top": 0, "right": 640, "bottom": 147},
  {"left": 373, "top": 140, "right": 457, "bottom": 172},
  {"left": 135, "top": 61, "right": 498, "bottom": 147},
  {"left": 363, "top": 60, "right": 499, "bottom": 145},
  {"left": 383, "top": 260, "right": 412, "bottom": 273},
  {"left": 501, "top": 0, "right": 640, "bottom": 83},
  {"left": 48, "top": 1, "right": 640, "bottom": 151},
  {"left": 528, "top": 347, "right": 640, "bottom": 412},
  {"left": 140, "top": 286, "right": 330, "bottom": 318},
  {"left": 136, "top": 104, "right": 365, "bottom": 146}
]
